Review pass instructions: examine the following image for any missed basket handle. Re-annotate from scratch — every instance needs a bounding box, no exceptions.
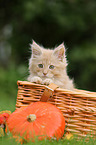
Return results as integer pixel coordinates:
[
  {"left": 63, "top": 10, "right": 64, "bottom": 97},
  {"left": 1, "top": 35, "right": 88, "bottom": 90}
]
[{"left": 40, "top": 83, "right": 59, "bottom": 102}]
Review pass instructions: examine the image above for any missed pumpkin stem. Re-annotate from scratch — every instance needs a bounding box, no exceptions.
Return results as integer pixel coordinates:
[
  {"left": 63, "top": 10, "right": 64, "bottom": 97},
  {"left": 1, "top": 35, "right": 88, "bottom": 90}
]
[{"left": 27, "top": 114, "right": 36, "bottom": 122}]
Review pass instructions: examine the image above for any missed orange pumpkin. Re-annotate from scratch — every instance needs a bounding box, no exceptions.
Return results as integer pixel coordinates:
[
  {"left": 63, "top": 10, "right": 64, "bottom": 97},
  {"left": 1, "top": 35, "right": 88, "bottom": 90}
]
[{"left": 6, "top": 102, "right": 65, "bottom": 141}]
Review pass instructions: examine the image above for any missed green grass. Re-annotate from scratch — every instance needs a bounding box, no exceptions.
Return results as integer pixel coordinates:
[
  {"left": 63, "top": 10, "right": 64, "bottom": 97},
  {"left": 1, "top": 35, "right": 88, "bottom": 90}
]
[
  {"left": 0, "top": 134, "right": 96, "bottom": 145},
  {"left": 0, "top": 66, "right": 96, "bottom": 145}
]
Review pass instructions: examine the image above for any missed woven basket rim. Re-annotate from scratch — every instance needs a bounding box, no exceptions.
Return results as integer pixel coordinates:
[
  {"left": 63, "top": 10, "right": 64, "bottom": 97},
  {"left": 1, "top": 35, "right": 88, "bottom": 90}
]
[{"left": 17, "top": 80, "right": 96, "bottom": 99}]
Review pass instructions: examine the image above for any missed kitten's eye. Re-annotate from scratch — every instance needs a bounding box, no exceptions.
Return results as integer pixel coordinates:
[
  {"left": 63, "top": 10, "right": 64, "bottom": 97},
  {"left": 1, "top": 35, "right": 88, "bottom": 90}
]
[
  {"left": 49, "top": 65, "right": 55, "bottom": 69},
  {"left": 38, "top": 64, "right": 43, "bottom": 68}
]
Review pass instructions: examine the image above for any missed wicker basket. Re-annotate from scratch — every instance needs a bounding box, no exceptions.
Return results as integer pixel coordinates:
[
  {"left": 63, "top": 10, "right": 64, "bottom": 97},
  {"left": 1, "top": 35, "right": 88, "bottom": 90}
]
[{"left": 16, "top": 80, "right": 96, "bottom": 138}]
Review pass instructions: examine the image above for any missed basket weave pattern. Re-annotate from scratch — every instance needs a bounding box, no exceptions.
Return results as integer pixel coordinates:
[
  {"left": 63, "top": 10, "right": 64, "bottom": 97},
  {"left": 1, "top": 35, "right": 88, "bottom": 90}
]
[{"left": 16, "top": 81, "right": 96, "bottom": 138}]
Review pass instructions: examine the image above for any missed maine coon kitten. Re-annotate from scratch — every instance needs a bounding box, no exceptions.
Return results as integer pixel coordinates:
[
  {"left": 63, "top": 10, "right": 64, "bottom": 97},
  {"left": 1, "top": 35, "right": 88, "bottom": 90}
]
[{"left": 28, "top": 40, "right": 74, "bottom": 90}]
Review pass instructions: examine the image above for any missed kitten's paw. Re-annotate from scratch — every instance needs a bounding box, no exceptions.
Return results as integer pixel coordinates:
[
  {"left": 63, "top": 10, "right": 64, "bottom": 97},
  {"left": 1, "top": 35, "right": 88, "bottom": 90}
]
[
  {"left": 30, "top": 76, "right": 42, "bottom": 84},
  {"left": 42, "top": 79, "right": 53, "bottom": 86}
]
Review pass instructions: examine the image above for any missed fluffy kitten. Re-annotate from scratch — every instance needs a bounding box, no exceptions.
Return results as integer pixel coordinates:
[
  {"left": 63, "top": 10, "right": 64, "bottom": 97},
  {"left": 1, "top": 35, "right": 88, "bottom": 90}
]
[{"left": 28, "top": 40, "right": 74, "bottom": 90}]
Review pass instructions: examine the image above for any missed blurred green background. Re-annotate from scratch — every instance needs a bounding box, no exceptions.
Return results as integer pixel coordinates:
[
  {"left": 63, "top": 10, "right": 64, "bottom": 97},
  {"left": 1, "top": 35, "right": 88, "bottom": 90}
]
[{"left": 0, "top": 0, "right": 96, "bottom": 111}]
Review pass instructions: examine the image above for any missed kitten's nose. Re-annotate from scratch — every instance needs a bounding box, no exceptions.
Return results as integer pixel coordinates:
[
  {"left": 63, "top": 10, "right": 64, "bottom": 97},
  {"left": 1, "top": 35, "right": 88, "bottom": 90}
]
[{"left": 43, "top": 72, "right": 47, "bottom": 76}]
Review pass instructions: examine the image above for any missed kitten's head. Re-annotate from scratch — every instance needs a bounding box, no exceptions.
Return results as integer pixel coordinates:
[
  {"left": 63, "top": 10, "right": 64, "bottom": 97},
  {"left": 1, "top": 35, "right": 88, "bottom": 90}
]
[{"left": 29, "top": 40, "right": 67, "bottom": 79}]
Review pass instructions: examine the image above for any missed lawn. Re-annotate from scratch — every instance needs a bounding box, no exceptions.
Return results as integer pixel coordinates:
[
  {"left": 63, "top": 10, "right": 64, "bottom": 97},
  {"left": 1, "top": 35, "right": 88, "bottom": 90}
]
[
  {"left": 0, "top": 133, "right": 96, "bottom": 145},
  {"left": 0, "top": 66, "right": 96, "bottom": 145}
]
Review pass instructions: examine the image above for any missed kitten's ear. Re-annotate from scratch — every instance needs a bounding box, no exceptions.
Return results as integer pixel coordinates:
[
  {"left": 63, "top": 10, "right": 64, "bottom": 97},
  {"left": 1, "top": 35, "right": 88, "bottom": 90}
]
[
  {"left": 30, "top": 40, "right": 42, "bottom": 58},
  {"left": 53, "top": 43, "right": 65, "bottom": 61}
]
